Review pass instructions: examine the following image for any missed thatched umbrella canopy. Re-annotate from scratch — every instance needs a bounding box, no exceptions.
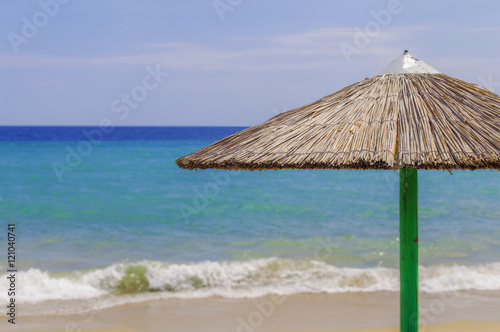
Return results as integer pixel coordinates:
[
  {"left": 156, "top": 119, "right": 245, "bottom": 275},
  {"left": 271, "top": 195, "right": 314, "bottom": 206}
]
[
  {"left": 176, "top": 51, "right": 500, "bottom": 332},
  {"left": 176, "top": 52, "right": 500, "bottom": 171}
]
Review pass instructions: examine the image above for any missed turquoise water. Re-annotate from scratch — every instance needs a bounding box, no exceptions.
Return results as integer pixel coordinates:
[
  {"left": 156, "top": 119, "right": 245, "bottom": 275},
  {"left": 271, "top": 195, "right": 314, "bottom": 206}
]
[{"left": 0, "top": 127, "right": 499, "bottom": 311}]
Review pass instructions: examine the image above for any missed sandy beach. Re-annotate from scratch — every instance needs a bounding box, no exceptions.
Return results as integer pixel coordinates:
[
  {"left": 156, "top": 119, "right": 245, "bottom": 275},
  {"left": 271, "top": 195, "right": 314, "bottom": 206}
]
[
  {"left": 2, "top": 291, "right": 500, "bottom": 332},
  {"left": 5, "top": 321, "right": 500, "bottom": 332},
  {"left": 278, "top": 321, "right": 500, "bottom": 332}
]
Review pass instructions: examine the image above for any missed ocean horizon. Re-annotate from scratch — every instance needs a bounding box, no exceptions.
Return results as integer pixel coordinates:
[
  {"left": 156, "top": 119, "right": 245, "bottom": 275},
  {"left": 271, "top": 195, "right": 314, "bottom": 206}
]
[{"left": 1, "top": 126, "right": 499, "bottom": 316}]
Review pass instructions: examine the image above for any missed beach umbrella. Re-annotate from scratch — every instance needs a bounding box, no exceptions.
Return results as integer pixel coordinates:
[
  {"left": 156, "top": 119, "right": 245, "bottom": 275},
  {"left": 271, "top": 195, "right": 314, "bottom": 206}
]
[{"left": 176, "top": 51, "right": 500, "bottom": 331}]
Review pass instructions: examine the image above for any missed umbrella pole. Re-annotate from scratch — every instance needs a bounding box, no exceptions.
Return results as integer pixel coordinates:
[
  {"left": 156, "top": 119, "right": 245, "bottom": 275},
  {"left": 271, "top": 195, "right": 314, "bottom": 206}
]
[{"left": 399, "top": 168, "right": 419, "bottom": 332}]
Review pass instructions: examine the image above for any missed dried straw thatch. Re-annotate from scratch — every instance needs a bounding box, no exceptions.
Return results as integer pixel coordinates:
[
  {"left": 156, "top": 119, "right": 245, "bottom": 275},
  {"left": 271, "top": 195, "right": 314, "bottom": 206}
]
[{"left": 176, "top": 73, "right": 500, "bottom": 171}]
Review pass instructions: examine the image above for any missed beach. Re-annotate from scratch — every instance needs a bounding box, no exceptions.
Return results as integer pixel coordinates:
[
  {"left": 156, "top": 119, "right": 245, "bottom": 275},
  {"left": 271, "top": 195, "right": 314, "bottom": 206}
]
[
  {"left": 2, "top": 0, "right": 500, "bottom": 329},
  {"left": 2, "top": 291, "right": 500, "bottom": 331},
  {"left": 1, "top": 127, "right": 499, "bottom": 331}
]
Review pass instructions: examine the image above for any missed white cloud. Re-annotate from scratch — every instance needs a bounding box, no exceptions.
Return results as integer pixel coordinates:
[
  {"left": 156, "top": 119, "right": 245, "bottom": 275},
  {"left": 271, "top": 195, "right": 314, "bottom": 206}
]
[
  {"left": 0, "top": 25, "right": 433, "bottom": 72},
  {"left": 463, "top": 27, "right": 500, "bottom": 32}
]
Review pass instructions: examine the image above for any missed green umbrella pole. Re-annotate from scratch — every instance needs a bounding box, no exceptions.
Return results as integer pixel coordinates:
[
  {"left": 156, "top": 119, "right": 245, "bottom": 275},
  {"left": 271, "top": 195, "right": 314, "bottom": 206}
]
[{"left": 399, "top": 168, "right": 419, "bottom": 332}]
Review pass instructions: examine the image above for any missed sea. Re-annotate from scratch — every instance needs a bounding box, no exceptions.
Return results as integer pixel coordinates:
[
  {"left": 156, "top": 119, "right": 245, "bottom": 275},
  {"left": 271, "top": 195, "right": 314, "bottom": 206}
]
[{"left": 0, "top": 126, "right": 499, "bottom": 316}]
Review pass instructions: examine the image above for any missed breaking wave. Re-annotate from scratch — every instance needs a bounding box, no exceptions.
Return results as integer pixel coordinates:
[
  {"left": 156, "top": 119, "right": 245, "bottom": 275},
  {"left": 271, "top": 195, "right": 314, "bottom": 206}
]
[{"left": 1, "top": 258, "right": 500, "bottom": 314}]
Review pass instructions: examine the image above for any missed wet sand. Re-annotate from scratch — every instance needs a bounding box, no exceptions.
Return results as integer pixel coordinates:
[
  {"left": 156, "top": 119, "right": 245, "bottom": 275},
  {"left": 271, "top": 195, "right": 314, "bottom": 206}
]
[{"left": 2, "top": 291, "right": 500, "bottom": 332}]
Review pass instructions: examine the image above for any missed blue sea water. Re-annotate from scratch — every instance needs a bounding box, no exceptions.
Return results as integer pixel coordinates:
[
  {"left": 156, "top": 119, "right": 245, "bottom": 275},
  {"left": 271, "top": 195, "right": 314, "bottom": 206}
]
[{"left": 0, "top": 126, "right": 499, "bottom": 313}]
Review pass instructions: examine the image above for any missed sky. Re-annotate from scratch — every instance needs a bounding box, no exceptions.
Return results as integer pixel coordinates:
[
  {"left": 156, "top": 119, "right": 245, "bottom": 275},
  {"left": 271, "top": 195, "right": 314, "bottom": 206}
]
[{"left": 1, "top": 0, "right": 500, "bottom": 126}]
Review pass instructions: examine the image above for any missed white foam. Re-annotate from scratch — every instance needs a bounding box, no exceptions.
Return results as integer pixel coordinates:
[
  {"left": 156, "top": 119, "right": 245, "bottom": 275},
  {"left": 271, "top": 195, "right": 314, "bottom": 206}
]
[
  {"left": 420, "top": 263, "right": 500, "bottom": 292},
  {"left": 1, "top": 259, "right": 500, "bottom": 315}
]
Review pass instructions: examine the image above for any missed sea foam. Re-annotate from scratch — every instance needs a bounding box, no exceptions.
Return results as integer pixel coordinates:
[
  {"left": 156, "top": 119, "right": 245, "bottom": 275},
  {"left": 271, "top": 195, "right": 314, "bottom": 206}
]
[{"left": 1, "top": 258, "right": 500, "bottom": 308}]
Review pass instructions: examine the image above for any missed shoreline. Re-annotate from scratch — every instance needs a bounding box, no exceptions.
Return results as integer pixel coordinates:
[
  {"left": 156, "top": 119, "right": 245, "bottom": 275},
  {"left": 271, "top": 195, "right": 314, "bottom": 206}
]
[{"left": 2, "top": 290, "right": 500, "bottom": 332}]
